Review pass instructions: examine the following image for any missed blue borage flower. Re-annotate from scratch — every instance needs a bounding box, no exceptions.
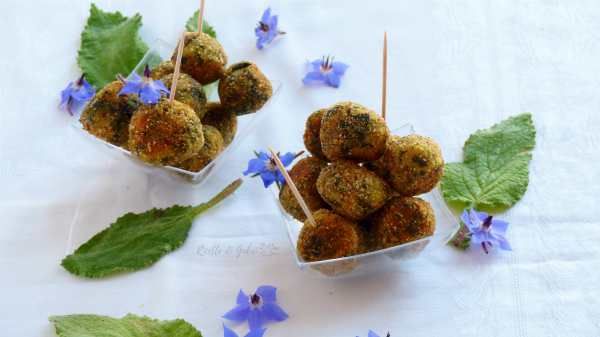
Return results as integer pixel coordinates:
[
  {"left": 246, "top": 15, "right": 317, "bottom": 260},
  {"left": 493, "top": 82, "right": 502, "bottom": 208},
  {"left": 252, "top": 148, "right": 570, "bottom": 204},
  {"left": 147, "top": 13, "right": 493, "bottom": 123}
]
[
  {"left": 451, "top": 208, "right": 511, "bottom": 254},
  {"left": 243, "top": 150, "right": 301, "bottom": 188},
  {"left": 255, "top": 8, "right": 285, "bottom": 50},
  {"left": 118, "top": 64, "right": 169, "bottom": 104},
  {"left": 223, "top": 285, "right": 289, "bottom": 331},
  {"left": 60, "top": 74, "right": 95, "bottom": 115},
  {"left": 302, "top": 56, "right": 349, "bottom": 88},
  {"left": 223, "top": 324, "right": 266, "bottom": 337},
  {"left": 357, "top": 331, "right": 390, "bottom": 337}
]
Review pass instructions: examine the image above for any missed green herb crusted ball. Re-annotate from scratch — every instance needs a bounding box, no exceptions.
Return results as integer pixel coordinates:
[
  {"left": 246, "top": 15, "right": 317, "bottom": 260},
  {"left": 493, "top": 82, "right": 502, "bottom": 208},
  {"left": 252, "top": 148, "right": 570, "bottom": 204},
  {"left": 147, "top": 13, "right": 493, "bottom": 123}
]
[
  {"left": 80, "top": 80, "right": 140, "bottom": 147},
  {"left": 160, "top": 73, "right": 207, "bottom": 119},
  {"left": 297, "top": 209, "right": 362, "bottom": 262},
  {"left": 175, "top": 125, "right": 223, "bottom": 172},
  {"left": 303, "top": 108, "right": 328, "bottom": 160},
  {"left": 150, "top": 60, "right": 174, "bottom": 80},
  {"left": 128, "top": 98, "right": 204, "bottom": 166},
  {"left": 201, "top": 102, "right": 238, "bottom": 146},
  {"left": 174, "top": 32, "right": 227, "bottom": 85},
  {"left": 366, "top": 196, "right": 435, "bottom": 249},
  {"left": 218, "top": 62, "right": 272, "bottom": 115},
  {"left": 279, "top": 156, "right": 329, "bottom": 222},
  {"left": 316, "top": 161, "right": 391, "bottom": 221},
  {"left": 319, "top": 101, "right": 389, "bottom": 162},
  {"left": 371, "top": 134, "right": 444, "bottom": 196}
]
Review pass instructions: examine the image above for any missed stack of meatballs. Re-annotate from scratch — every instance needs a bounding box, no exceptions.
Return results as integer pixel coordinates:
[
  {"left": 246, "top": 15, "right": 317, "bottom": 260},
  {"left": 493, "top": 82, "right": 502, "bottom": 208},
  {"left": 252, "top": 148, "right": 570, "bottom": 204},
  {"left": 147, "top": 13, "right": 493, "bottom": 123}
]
[
  {"left": 79, "top": 31, "right": 272, "bottom": 173},
  {"left": 279, "top": 102, "right": 444, "bottom": 263}
]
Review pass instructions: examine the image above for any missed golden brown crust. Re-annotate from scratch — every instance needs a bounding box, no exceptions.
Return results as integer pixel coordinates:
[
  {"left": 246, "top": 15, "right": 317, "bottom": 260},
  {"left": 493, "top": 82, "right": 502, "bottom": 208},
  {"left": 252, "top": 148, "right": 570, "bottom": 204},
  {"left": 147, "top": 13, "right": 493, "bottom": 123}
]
[
  {"left": 366, "top": 196, "right": 435, "bottom": 249},
  {"left": 297, "top": 209, "right": 362, "bottom": 262},
  {"left": 174, "top": 32, "right": 227, "bottom": 85},
  {"left": 316, "top": 161, "right": 391, "bottom": 220},
  {"left": 303, "top": 109, "right": 327, "bottom": 160},
  {"left": 320, "top": 102, "right": 389, "bottom": 162},
  {"left": 376, "top": 134, "right": 444, "bottom": 196},
  {"left": 175, "top": 125, "right": 223, "bottom": 172},
  {"left": 128, "top": 98, "right": 204, "bottom": 165},
  {"left": 79, "top": 81, "right": 140, "bottom": 147},
  {"left": 150, "top": 60, "right": 174, "bottom": 80},
  {"left": 201, "top": 102, "right": 237, "bottom": 146},
  {"left": 160, "top": 73, "right": 207, "bottom": 119},
  {"left": 218, "top": 62, "right": 272, "bottom": 115},
  {"left": 279, "top": 156, "right": 329, "bottom": 222}
]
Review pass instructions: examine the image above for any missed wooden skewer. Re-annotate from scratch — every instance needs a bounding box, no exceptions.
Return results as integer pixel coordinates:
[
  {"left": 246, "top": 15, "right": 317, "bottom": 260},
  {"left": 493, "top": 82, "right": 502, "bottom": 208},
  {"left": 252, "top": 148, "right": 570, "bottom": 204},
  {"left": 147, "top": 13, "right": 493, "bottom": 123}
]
[
  {"left": 169, "top": 32, "right": 186, "bottom": 103},
  {"left": 381, "top": 31, "right": 388, "bottom": 121},
  {"left": 268, "top": 147, "right": 317, "bottom": 227},
  {"left": 198, "top": 0, "right": 206, "bottom": 33}
]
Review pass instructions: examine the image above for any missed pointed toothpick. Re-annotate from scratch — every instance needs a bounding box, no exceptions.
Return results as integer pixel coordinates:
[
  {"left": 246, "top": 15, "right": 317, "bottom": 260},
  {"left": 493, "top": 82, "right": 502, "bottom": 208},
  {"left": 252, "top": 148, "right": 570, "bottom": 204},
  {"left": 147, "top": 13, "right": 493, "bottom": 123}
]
[
  {"left": 169, "top": 32, "right": 186, "bottom": 103},
  {"left": 198, "top": 0, "right": 206, "bottom": 33},
  {"left": 381, "top": 31, "right": 388, "bottom": 121},
  {"left": 268, "top": 147, "right": 317, "bottom": 227}
]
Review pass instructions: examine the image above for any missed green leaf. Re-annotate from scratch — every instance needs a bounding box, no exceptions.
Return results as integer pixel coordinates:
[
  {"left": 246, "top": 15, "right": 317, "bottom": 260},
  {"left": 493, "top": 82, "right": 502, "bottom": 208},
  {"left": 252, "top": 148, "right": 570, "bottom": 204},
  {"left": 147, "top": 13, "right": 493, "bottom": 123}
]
[
  {"left": 441, "top": 113, "right": 536, "bottom": 213},
  {"left": 61, "top": 179, "right": 242, "bottom": 278},
  {"left": 77, "top": 4, "right": 150, "bottom": 88},
  {"left": 49, "top": 314, "right": 202, "bottom": 337},
  {"left": 185, "top": 10, "right": 217, "bottom": 38}
]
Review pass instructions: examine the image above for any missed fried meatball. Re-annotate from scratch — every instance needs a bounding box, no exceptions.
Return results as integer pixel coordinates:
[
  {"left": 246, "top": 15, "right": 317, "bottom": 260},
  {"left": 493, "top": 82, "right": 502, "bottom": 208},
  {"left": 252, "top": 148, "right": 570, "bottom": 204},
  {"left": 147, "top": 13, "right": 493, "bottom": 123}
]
[
  {"left": 303, "top": 109, "right": 327, "bottom": 160},
  {"left": 218, "top": 62, "right": 272, "bottom": 115},
  {"left": 150, "top": 60, "right": 174, "bottom": 80},
  {"left": 160, "top": 73, "right": 207, "bottom": 119},
  {"left": 297, "top": 209, "right": 362, "bottom": 262},
  {"left": 316, "top": 161, "right": 391, "bottom": 220},
  {"left": 201, "top": 102, "right": 237, "bottom": 146},
  {"left": 173, "top": 32, "right": 227, "bottom": 85},
  {"left": 320, "top": 102, "right": 389, "bottom": 162},
  {"left": 175, "top": 125, "right": 223, "bottom": 172},
  {"left": 128, "top": 98, "right": 204, "bottom": 165},
  {"left": 279, "top": 156, "right": 329, "bottom": 222},
  {"left": 373, "top": 134, "right": 443, "bottom": 196},
  {"left": 367, "top": 196, "right": 435, "bottom": 249},
  {"left": 79, "top": 81, "right": 140, "bottom": 147}
]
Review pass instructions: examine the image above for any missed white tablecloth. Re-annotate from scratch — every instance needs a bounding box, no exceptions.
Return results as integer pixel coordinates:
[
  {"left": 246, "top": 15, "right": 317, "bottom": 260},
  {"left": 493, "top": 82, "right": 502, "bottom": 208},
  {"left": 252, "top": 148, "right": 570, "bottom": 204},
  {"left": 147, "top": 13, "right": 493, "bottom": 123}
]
[{"left": 1, "top": 0, "right": 599, "bottom": 336}]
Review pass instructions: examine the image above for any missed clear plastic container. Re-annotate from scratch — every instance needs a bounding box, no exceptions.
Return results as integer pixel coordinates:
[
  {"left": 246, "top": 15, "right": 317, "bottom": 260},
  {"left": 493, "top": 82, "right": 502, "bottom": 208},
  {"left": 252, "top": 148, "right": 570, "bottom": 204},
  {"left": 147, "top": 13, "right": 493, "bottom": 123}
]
[
  {"left": 272, "top": 124, "right": 459, "bottom": 277},
  {"left": 72, "top": 39, "right": 281, "bottom": 185}
]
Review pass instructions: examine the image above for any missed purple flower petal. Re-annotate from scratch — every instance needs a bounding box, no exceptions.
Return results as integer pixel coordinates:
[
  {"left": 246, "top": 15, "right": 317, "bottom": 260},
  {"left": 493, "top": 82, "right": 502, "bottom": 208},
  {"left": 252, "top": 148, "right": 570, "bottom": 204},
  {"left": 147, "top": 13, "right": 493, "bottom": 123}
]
[
  {"left": 223, "top": 324, "right": 239, "bottom": 337},
  {"left": 248, "top": 308, "right": 264, "bottom": 331},
  {"left": 245, "top": 328, "right": 267, "bottom": 337},
  {"left": 255, "top": 286, "right": 277, "bottom": 302},
  {"left": 332, "top": 62, "right": 349, "bottom": 74},
  {"left": 237, "top": 289, "right": 249, "bottom": 305},
  {"left": 302, "top": 71, "right": 326, "bottom": 85},
  {"left": 223, "top": 304, "right": 251, "bottom": 322},
  {"left": 325, "top": 72, "right": 341, "bottom": 88},
  {"left": 368, "top": 331, "right": 381, "bottom": 337},
  {"left": 261, "top": 302, "right": 289, "bottom": 322},
  {"left": 243, "top": 158, "right": 267, "bottom": 176},
  {"left": 260, "top": 171, "right": 277, "bottom": 188},
  {"left": 497, "top": 235, "right": 512, "bottom": 251},
  {"left": 278, "top": 153, "right": 295, "bottom": 167},
  {"left": 491, "top": 219, "right": 509, "bottom": 235},
  {"left": 261, "top": 8, "right": 272, "bottom": 23}
]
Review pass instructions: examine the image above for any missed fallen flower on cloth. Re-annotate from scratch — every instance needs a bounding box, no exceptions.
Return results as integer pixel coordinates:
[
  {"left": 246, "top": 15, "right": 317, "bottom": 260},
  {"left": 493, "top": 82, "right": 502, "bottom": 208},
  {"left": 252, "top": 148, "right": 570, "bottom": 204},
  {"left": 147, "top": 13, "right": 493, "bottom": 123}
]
[
  {"left": 223, "top": 285, "right": 289, "bottom": 331},
  {"left": 357, "top": 330, "right": 390, "bottom": 337},
  {"left": 243, "top": 150, "right": 300, "bottom": 188},
  {"left": 302, "top": 56, "right": 348, "bottom": 88},
  {"left": 60, "top": 74, "right": 95, "bottom": 115},
  {"left": 223, "top": 324, "right": 266, "bottom": 337},
  {"left": 118, "top": 64, "right": 169, "bottom": 104},
  {"left": 449, "top": 208, "right": 511, "bottom": 254},
  {"left": 255, "top": 8, "right": 285, "bottom": 49}
]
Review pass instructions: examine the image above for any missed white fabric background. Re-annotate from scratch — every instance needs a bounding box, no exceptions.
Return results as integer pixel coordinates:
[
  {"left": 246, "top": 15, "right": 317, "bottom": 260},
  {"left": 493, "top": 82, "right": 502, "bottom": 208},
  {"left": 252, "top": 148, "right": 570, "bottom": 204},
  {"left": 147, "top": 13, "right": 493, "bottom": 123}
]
[{"left": 1, "top": 0, "right": 599, "bottom": 336}]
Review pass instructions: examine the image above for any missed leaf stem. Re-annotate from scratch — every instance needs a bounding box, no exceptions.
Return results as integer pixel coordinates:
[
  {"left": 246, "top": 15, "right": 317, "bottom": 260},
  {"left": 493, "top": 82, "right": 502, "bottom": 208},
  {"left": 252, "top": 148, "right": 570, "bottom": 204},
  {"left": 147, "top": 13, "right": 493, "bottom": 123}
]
[{"left": 191, "top": 178, "right": 243, "bottom": 217}]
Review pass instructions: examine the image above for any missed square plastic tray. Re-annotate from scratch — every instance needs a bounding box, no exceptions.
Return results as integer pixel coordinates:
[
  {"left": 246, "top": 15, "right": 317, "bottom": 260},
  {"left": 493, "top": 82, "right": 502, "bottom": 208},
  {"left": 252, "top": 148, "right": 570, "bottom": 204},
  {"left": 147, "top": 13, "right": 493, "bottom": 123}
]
[{"left": 272, "top": 124, "right": 459, "bottom": 277}]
